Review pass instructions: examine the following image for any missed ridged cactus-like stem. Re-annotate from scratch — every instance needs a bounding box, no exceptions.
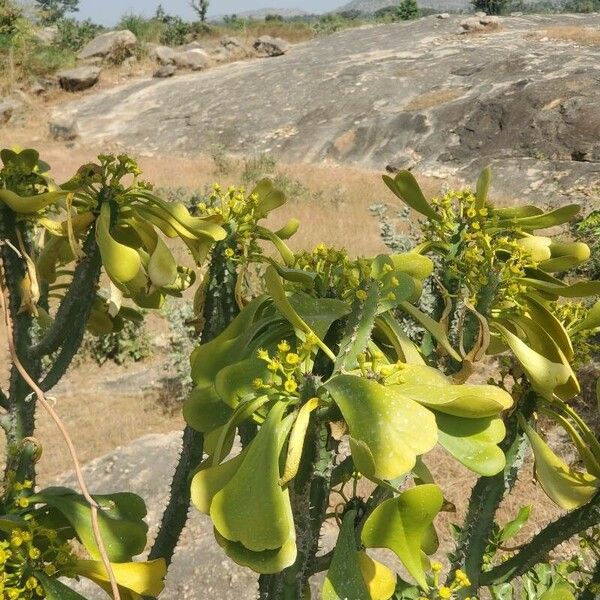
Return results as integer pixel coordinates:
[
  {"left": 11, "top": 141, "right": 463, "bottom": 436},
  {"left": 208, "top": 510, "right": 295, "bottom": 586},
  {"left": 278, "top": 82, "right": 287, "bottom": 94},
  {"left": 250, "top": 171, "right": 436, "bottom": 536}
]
[{"left": 147, "top": 245, "right": 239, "bottom": 580}]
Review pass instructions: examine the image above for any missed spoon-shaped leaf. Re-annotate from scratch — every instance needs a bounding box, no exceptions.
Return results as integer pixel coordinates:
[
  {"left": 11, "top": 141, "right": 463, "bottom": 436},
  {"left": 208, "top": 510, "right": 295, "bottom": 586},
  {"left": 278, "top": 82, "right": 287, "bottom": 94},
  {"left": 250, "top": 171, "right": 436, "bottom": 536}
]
[
  {"left": 361, "top": 484, "right": 443, "bottom": 589},
  {"left": 325, "top": 375, "right": 437, "bottom": 480},
  {"left": 475, "top": 166, "right": 491, "bottom": 209},
  {"left": 211, "top": 402, "right": 295, "bottom": 551},
  {"left": 382, "top": 171, "right": 441, "bottom": 222},
  {"left": 183, "top": 384, "right": 233, "bottom": 433},
  {"left": 521, "top": 417, "right": 598, "bottom": 510},
  {"left": 436, "top": 413, "right": 506, "bottom": 476}
]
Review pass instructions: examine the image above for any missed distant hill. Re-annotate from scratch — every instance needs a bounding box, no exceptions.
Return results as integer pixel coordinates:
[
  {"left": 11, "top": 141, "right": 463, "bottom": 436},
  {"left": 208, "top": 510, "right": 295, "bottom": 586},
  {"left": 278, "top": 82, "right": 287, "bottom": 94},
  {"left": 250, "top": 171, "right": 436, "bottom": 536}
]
[
  {"left": 336, "top": 0, "right": 470, "bottom": 11},
  {"left": 212, "top": 7, "right": 310, "bottom": 21}
]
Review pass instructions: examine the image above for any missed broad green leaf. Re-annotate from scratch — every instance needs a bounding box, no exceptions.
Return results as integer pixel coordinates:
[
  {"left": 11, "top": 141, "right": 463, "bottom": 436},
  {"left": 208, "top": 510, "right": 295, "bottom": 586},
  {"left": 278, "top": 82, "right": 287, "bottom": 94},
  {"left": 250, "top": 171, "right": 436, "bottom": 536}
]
[
  {"left": 31, "top": 487, "right": 147, "bottom": 562},
  {"left": 499, "top": 505, "right": 532, "bottom": 543},
  {"left": 492, "top": 323, "right": 571, "bottom": 399},
  {"left": 475, "top": 166, "right": 491, "bottom": 209},
  {"left": 0, "top": 189, "right": 68, "bottom": 214},
  {"left": 361, "top": 484, "right": 443, "bottom": 589},
  {"left": 215, "top": 529, "right": 297, "bottom": 574},
  {"left": 36, "top": 573, "right": 88, "bottom": 600},
  {"left": 322, "top": 510, "right": 370, "bottom": 600},
  {"left": 358, "top": 552, "right": 396, "bottom": 600},
  {"left": 256, "top": 225, "right": 295, "bottom": 266},
  {"left": 371, "top": 253, "right": 434, "bottom": 282},
  {"left": 252, "top": 178, "right": 286, "bottom": 219},
  {"left": 273, "top": 218, "right": 300, "bottom": 240},
  {"left": 71, "top": 558, "right": 166, "bottom": 597},
  {"left": 385, "top": 363, "right": 513, "bottom": 418},
  {"left": 519, "top": 277, "right": 600, "bottom": 298},
  {"left": 436, "top": 413, "right": 506, "bottom": 476},
  {"left": 265, "top": 267, "right": 336, "bottom": 360},
  {"left": 382, "top": 171, "right": 441, "bottom": 222},
  {"left": 211, "top": 402, "right": 295, "bottom": 551},
  {"left": 287, "top": 292, "right": 350, "bottom": 340},
  {"left": 214, "top": 357, "right": 274, "bottom": 409},
  {"left": 510, "top": 204, "right": 580, "bottom": 229},
  {"left": 539, "top": 583, "right": 575, "bottom": 600},
  {"left": 524, "top": 295, "right": 574, "bottom": 361},
  {"left": 183, "top": 384, "right": 233, "bottom": 433},
  {"left": 493, "top": 205, "right": 543, "bottom": 219},
  {"left": 191, "top": 449, "right": 248, "bottom": 514},
  {"left": 266, "top": 260, "right": 317, "bottom": 287},
  {"left": 539, "top": 241, "right": 590, "bottom": 272},
  {"left": 147, "top": 234, "right": 178, "bottom": 288},
  {"left": 516, "top": 236, "right": 552, "bottom": 262},
  {"left": 521, "top": 419, "right": 598, "bottom": 509},
  {"left": 399, "top": 301, "right": 461, "bottom": 362},
  {"left": 325, "top": 375, "right": 437, "bottom": 481},
  {"left": 280, "top": 398, "right": 319, "bottom": 486},
  {"left": 96, "top": 203, "right": 145, "bottom": 293}
]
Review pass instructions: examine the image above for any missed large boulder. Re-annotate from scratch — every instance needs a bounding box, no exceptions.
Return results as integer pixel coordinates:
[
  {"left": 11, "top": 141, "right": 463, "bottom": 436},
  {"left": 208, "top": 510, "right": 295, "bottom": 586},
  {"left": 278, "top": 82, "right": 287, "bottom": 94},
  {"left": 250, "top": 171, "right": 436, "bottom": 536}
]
[
  {"left": 460, "top": 15, "right": 500, "bottom": 32},
  {"left": 153, "top": 65, "right": 177, "bottom": 78},
  {"left": 78, "top": 29, "right": 137, "bottom": 62},
  {"left": 173, "top": 49, "right": 211, "bottom": 71},
  {"left": 151, "top": 45, "right": 179, "bottom": 65},
  {"left": 253, "top": 36, "right": 290, "bottom": 57},
  {"left": 57, "top": 66, "right": 101, "bottom": 92},
  {"left": 49, "top": 114, "right": 79, "bottom": 140}
]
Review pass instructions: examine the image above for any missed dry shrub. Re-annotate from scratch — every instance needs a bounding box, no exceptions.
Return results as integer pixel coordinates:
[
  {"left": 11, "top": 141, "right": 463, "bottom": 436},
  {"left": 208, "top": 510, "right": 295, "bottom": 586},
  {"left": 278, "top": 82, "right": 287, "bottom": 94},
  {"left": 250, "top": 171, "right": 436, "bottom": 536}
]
[{"left": 534, "top": 26, "right": 600, "bottom": 46}]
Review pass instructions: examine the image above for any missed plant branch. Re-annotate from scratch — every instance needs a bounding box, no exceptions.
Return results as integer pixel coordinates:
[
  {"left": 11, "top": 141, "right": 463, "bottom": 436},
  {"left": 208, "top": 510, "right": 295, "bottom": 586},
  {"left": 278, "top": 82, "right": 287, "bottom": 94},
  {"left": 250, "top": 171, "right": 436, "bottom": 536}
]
[
  {"left": 480, "top": 490, "right": 600, "bottom": 587},
  {"left": 0, "top": 264, "right": 121, "bottom": 600}
]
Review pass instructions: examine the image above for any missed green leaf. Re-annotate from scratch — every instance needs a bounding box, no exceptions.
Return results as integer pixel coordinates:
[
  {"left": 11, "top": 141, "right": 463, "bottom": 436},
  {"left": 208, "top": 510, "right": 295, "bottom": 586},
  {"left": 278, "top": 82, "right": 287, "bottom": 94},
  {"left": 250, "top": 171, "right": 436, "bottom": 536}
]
[
  {"left": 325, "top": 375, "right": 437, "bottom": 481},
  {"left": 399, "top": 301, "right": 461, "bottom": 362},
  {"left": 509, "top": 204, "right": 580, "bottom": 229},
  {"left": 322, "top": 510, "right": 370, "bottom": 600},
  {"left": 361, "top": 484, "right": 443, "bottom": 589},
  {"left": 251, "top": 179, "right": 286, "bottom": 219},
  {"left": 183, "top": 384, "right": 233, "bottom": 433},
  {"left": 0, "top": 189, "right": 68, "bottom": 214},
  {"left": 499, "top": 505, "right": 531, "bottom": 543},
  {"left": 539, "top": 583, "right": 575, "bottom": 600},
  {"left": 31, "top": 487, "right": 148, "bottom": 562},
  {"left": 572, "top": 299, "right": 600, "bottom": 333},
  {"left": 210, "top": 402, "right": 295, "bottom": 551},
  {"left": 374, "top": 314, "right": 426, "bottom": 365},
  {"left": 36, "top": 572, "right": 88, "bottom": 600},
  {"left": 214, "top": 357, "right": 273, "bottom": 409},
  {"left": 475, "top": 166, "right": 491, "bottom": 209},
  {"left": 436, "top": 413, "right": 506, "bottom": 476},
  {"left": 519, "top": 278, "right": 600, "bottom": 298},
  {"left": 265, "top": 267, "right": 337, "bottom": 360},
  {"left": 382, "top": 171, "right": 441, "bottom": 222},
  {"left": 521, "top": 418, "right": 598, "bottom": 509},
  {"left": 287, "top": 292, "right": 350, "bottom": 340}
]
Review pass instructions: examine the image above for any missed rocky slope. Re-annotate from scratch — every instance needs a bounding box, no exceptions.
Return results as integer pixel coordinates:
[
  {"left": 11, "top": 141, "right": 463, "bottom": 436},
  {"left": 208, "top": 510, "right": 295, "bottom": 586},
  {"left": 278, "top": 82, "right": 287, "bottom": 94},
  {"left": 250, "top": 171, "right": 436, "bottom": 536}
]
[{"left": 51, "top": 14, "right": 600, "bottom": 205}]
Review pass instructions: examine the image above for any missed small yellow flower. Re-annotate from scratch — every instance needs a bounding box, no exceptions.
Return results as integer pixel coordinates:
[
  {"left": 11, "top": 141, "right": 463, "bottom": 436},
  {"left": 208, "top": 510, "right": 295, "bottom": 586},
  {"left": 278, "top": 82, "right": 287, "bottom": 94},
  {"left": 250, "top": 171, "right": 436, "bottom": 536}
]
[
  {"left": 253, "top": 378, "right": 264, "bottom": 389},
  {"left": 284, "top": 379, "right": 298, "bottom": 393},
  {"left": 17, "top": 496, "right": 30, "bottom": 508},
  {"left": 431, "top": 561, "right": 443, "bottom": 572},
  {"left": 285, "top": 353, "right": 300, "bottom": 366},
  {"left": 466, "top": 207, "right": 477, "bottom": 218},
  {"left": 479, "top": 208, "right": 489, "bottom": 216},
  {"left": 356, "top": 289, "right": 368, "bottom": 301},
  {"left": 439, "top": 586, "right": 452, "bottom": 599},
  {"left": 267, "top": 360, "right": 281, "bottom": 373},
  {"left": 471, "top": 221, "right": 481, "bottom": 230},
  {"left": 278, "top": 341, "right": 291, "bottom": 352},
  {"left": 258, "top": 349, "right": 270, "bottom": 361},
  {"left": 224, "top": 248, "right": 235, "bottom": 258}
]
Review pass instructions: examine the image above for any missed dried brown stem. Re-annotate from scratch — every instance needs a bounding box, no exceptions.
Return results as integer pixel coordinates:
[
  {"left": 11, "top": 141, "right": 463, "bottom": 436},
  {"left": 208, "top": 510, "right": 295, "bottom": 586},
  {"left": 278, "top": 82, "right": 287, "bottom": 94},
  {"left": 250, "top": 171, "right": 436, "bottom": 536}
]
[{"left": 0, "top": 245, "right": 121, "bottom": 600}]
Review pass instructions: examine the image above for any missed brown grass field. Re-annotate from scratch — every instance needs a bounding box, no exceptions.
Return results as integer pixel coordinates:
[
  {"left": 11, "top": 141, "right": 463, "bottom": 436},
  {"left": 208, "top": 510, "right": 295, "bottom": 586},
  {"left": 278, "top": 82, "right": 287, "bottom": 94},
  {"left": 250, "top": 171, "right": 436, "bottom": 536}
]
[{"left": 532, "top": 26, "right": 600, "bottom": 46}]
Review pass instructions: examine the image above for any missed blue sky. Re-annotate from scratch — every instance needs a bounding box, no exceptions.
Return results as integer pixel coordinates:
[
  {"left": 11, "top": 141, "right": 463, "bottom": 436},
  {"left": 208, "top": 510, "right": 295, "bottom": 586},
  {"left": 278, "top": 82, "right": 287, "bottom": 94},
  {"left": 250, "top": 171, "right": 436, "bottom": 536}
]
[{"left": 77, "top": 0, "right": 342, "bottom": 25}]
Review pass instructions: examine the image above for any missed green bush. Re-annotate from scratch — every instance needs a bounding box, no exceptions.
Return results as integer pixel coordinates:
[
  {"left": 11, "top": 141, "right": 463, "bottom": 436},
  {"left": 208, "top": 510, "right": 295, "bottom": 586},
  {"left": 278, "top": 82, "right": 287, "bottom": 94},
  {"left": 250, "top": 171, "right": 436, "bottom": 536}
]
[
  {"left": 79, "top": 319, "right": 151, "bottom": 366},
  {"left": 55, "top": 17, "right": 103, "bottom": 51},
  {"left": 22, "top": 43, "right": 75, "bottom": 75},
  {"left": 117, "top": 13, "right": 164, "bottom": 43}
]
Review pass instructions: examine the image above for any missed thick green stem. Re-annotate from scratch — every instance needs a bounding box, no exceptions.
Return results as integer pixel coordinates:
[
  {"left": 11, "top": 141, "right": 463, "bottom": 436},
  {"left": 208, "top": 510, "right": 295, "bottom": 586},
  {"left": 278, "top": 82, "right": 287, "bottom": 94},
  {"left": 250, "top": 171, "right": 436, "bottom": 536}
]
[
  {"left": 449, "top": 395, "right": 534, "bottom": 595},
  {"left": 147, "top": 246, "right": 239, "bottom": 578},
  {"left": 30, "top": 225, "right": 101, "bottom": 360},
  {"left": 0, "top": 210, "right": 41, "bottom": 479},
  {"left": 480, "top": 490, "right": 600, "bottom": 587}
]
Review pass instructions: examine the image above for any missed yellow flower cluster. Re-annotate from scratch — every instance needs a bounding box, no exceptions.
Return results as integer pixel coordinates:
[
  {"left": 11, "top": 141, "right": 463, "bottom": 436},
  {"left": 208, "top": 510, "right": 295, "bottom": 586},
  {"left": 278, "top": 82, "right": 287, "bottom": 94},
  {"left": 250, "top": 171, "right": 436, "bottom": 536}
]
[
  {"left": 417, "top": 563, "right": 474, "bottom": 599},
  {"left": 424, "top": 190, "right": 536, "bottom": 305},
  {"left": 255, "top": 339, "right": 318, "bottom": 398},
  {"left": 0, "top": 514, "right": 75, "bottom": 599}
]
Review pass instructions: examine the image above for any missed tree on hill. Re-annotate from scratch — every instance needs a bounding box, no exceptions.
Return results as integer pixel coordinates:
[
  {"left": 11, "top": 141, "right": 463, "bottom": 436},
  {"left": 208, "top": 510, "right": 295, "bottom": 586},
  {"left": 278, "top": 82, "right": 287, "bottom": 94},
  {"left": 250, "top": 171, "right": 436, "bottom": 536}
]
[
  {"left": 471, "top": 0, "right": 509, "bottom": 14},
  {"left": 190, "top": 0, "right": 209, "bottom": 22},
  {"left": 35, "top": 0, "right": 79, "bottom": 23},
  {"left": 375, "top": 0, "right": 419, "bottom": 21}
]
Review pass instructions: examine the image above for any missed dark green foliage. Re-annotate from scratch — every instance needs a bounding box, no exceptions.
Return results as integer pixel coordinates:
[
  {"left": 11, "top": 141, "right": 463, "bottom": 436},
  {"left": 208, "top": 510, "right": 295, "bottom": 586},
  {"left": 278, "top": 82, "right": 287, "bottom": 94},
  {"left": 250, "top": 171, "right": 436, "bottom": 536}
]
[
  {"left": 35, "top": 0, "right": 79, "bottom": 23},
  {"left": 472, "top": 0, "right": 510, "bottom": 15},
  {"left": 375, "top": 0, "right": 420, "bottom": 22},
  {"left": 55, "top": 18, "right": 103, "bottom": 51},
  {"left": 190, "top": 0, "right": 210, "bottom": 22},
  {"left": 0, "top": 0, "right": 22, "bottom": 36},
  {"left": 78, "top": 319, "right": 151, "bottom": 366}
]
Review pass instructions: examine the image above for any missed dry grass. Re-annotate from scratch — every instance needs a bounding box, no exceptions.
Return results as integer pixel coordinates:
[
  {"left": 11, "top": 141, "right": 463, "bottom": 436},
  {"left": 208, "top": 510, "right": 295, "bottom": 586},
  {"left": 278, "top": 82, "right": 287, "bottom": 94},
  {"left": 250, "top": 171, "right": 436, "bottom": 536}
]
[
  {"left": 405, "top": 87, "right": 466, "bottom": 111},
  {"left": 534, "top": 26, "right": 600, "bottom": 46}
]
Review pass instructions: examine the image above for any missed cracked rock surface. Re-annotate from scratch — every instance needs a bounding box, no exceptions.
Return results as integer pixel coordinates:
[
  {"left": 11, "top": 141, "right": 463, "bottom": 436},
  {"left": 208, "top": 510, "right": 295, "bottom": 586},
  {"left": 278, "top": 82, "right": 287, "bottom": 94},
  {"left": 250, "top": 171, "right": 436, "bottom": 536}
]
[{"left": 53, "top": 14, "right": 600, "bottom": 203}]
